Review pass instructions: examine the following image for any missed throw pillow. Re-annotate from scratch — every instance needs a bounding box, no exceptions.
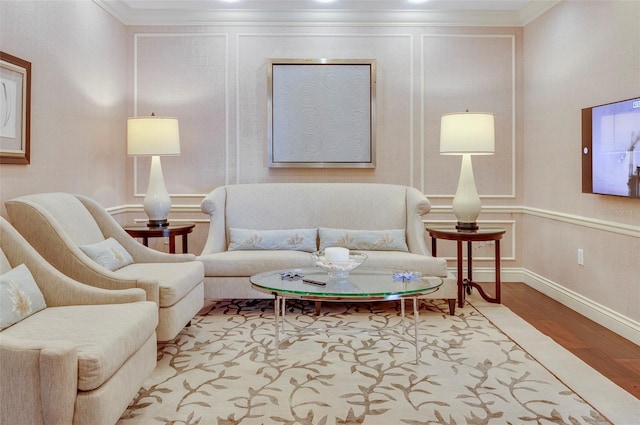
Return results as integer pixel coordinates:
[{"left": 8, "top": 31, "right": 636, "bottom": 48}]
[
  {"left": 228, "top": 228, "right": 317, "bottom": 252},
  {"left": 0, "top": 264, "right": 47, "bottom": 330},
  {"left": 79, "top": 237, "right": 134, "bottom": 271},
  {"left": 318, "top": 227, "right": 408, "bottom": 251}
]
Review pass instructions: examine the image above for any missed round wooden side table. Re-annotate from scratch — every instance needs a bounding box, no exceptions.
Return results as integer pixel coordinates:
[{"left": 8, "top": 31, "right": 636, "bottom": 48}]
[
  {"left": 426, "top": 226, "right": 506, "bottom": 308},
  {"left": 123, "top": 222, "right": 195, "bottom": 254}
]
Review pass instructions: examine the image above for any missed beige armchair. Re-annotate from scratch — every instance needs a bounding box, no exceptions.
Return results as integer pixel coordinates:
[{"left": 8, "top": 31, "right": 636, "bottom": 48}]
[
  {"left": 6, "top": 193, "right": 204, "bottom": 341},
  {"left": 0, "top": 216, "right": 157, "bottom": 425}
]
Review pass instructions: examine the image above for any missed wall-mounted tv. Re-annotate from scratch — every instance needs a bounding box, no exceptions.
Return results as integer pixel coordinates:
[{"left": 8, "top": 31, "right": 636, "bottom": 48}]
[{"left": 582, "top": 97, "right": 640, "bottom": 198}]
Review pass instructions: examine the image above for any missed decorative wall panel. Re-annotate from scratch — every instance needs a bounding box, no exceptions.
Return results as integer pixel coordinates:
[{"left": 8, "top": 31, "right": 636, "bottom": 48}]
[
  {"left": 421, "top": 34, "right": 516, "bottom": 198},
  {"left": 133, "top": 33, "right": 228, "bottom": 196}
]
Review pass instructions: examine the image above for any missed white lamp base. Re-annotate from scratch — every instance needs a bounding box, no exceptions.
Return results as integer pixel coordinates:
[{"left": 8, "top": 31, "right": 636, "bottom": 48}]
[
  {"left": 452, "top": 154, "right": 482, "bottom": 231},
  {"left": 143, "top": 155, "right": 171, "bottom": 227}
]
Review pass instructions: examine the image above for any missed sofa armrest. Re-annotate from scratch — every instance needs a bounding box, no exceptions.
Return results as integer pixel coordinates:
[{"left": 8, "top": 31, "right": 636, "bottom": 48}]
[
  {"left": 0, "top": 334, "right": 77, "bottom": 425},
  {"left": 200, "top": 186, "right": 228, "bottom": 255},
  {"left": 405, "top": 187, "right": 433, "bottom": 256}
]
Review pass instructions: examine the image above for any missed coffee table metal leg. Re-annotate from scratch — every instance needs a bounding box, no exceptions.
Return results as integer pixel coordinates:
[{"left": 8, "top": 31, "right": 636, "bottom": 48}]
[
  {"left": 413, "top": 298, "right": 420, "bottom": 365},
  {"left": 281, "top": 297, "right": 287, "bottom": 333},
  {"left": 273, "top": 294, "right": 280, "bottom": 362},
  {"left": 400, "top": 299, "right": 406, "bottom": 333}
]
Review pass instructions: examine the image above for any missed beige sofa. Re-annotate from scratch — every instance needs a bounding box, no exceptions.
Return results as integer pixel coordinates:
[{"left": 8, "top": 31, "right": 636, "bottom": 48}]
[
  {"left": 199, "top": 183, "right": 458, "bottom": 314},
  {"left": 6, "top": 193, "right": 204, "bottom": 342},
  {"left": 0, "top": 217, "right": 157, "bottom": 425}
]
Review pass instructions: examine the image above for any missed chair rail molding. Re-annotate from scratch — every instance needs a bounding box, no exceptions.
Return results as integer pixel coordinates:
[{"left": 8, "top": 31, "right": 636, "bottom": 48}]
[{"left": 429, "top": 204, "right": 639, "bottom": 237}]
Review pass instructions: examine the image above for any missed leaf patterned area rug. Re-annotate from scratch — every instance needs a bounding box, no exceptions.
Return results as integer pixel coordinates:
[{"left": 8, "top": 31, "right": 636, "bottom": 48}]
[{"left": 117, "top": 298, "right": 638, "bottom": 425}]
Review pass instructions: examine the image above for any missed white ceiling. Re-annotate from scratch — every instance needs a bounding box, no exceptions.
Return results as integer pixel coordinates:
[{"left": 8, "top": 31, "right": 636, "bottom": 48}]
[{"left": 94, "top": 0, "right": 561, "bottom": 26}]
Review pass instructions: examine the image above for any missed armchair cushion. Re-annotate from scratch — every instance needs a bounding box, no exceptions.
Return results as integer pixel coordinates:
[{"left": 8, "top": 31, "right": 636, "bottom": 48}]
[
  {"left": 0, "top": 264, "right": 47, "bottom": 330},
  {"left": 114, "top": 261, "right": 204, "bottom": 307},
  {"left": 1, "top": 302, "right": 157, "bottom": 392},
  {"left": 79, "top": 237, "right": 134, "bottom": 271},
  {"left": 318, "top": 227, "right": 408, "bottom": 251}
]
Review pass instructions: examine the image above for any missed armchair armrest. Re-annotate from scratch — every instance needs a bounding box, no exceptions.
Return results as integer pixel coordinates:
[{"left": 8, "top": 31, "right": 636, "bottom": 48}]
[
  {"left": 76, "top": 195, "right": 196, "bottom": 263},
  {"left": 31, "top": 268, "right": 147, "bottom": 307},
  {"left": 0, "top": 217, "right": 155, "bottom": 306},
  {"left": 0, "top": 334, "right": 77, "bottom": 425}
]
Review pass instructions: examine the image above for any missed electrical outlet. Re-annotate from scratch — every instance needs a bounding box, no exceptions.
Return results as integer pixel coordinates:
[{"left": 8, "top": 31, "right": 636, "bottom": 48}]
[{"left": 577, "top": 249, "right": 584, "bottom": 266}]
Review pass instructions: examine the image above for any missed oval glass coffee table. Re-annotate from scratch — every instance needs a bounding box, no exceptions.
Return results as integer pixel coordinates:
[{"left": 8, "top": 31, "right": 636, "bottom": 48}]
[{"left": 250, "top": 267, "right": 443, "bottom": 364}]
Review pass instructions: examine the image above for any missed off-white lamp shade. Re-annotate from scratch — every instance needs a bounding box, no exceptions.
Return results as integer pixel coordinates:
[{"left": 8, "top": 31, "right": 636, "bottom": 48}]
[
  {"left": 127, "top": 117, "right": 181, "bottom": 156},
  {"left": 127, "top": 116, "right": 181, "bottom": 227},
  {"left": 439, "top": 112, "right": 495, "bottom": 231},
  {"left": 440, "top": 112, "right": 495, "bottom": 155}
]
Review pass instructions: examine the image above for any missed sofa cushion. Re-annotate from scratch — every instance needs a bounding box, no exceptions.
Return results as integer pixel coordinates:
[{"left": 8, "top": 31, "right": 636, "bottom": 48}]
[
  {"left": 198, "top": 250, "right": 448, "bottom": 278},
  {"left": 1, "top": 302, "right": 157, "bottom": 391},
  {"left": 0, "top": 264, "right": 47, "bottom": 330},
  {"left": 114, "top": 261, "right": 204, "bottom": 307},
  {"left": 360, "top": 251, "right": 448, "bottom": 277},
  {"left": 318, "top": 227, "right": 408, "bottom": 252},
  {"left": 79, "top": 237, "right": 134, "bottom": 271},
  {"left": 198, "top": 250, "right": 315, "bottom": 277},
  {"left": 228, "top": 228, "right": 317, "bottom": 252}
]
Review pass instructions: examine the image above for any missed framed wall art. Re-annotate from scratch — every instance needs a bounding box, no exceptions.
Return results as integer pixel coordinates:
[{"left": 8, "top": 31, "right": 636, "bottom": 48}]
[
  {"left": 267, "top": 58, "right": 376, "bottom": 168},
  {"left": 1, "top": 51, "right": 31, "bottom": 165}
]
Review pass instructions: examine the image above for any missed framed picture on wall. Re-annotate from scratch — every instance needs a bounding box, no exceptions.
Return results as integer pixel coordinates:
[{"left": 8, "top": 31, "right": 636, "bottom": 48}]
[
  {"left": 0, "top": 51, "right": 31, "bottom": 165},
  {"left": 267, "top": 58, "right": 376, "bottom": 168}
]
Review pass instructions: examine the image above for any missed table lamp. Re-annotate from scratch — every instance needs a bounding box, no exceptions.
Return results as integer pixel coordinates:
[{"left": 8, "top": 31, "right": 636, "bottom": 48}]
[
  {"left": 440, "top": 111, "right": 495, "bottom": 231},
  {"left": 127, "top": 114, "right": 180, "bottom": 227}
]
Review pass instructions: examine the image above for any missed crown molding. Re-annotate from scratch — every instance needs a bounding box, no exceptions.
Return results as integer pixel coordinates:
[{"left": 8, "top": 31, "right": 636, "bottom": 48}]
[
  {"left": 94, "top": 0, "right": 561, "bottom": 27},
  {"left": 518, "top": 0, "right": 561, "bottom": 25}
]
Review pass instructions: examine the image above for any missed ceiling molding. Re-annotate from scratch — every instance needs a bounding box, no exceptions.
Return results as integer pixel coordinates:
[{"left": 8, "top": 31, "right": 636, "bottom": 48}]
[
  {"left": 518, "top": 0, "right": 560, "bottom": 25},
  {"left": 94, "top": 0, "right": 562, "bottom": 27}
]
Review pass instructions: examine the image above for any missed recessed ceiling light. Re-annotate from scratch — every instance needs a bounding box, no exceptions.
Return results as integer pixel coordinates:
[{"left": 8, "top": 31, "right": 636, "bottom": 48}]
[
  {"left": 315, "top": 0, "right": 338, "bottom": 3},
  {"left": 408, "top": 0, "right": 430, "bottom": 4}
]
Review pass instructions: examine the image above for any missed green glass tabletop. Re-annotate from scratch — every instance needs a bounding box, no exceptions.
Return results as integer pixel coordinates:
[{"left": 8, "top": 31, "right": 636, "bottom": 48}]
[{"left": 250, "top": 267, "right": 443, "bottom": 301}]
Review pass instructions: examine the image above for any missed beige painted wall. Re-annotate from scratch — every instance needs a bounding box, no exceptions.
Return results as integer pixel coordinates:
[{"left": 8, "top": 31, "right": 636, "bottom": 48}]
[
  {"left": 0, "top": 0, "right": 128, "bottom": 214},
  {"left": 522, "top": 0, "right": 639, "bottom": 327},
  {"left": 0, "top": 1, "right": 637, "bottom": 340}
]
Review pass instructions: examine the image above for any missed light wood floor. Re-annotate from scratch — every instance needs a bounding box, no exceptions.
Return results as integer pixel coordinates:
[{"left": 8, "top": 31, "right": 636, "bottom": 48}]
[{"left": 498, "top": 282, "right": 639, "bottom": 399}]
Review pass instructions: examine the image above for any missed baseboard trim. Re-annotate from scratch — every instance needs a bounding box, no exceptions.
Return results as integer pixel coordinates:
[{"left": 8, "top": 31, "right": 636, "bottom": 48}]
[{"left": 447, "top": 267, "right": 640, "bottom": 345}]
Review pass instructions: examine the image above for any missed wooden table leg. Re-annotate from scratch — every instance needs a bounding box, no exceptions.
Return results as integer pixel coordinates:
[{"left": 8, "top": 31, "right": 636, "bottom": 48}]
[
  {"left": 182, "top": 234, "right": 189, "bottom": 253},
  {"left": 169, "top": 236, "right": 176, "bottom": 254},
  {"left": 467, "top": 241, "right": 473, "bottom": 283},
  {"left": 457, "top": 240, "right": 464, "bottom": 307},
  {"left": 495, "top": 239, "right": 501, "bottom": 303}
]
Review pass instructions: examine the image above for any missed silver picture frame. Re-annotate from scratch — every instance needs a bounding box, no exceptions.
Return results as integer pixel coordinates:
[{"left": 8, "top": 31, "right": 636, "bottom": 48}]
[{"left": 267, "top": 58, "right": 376, "bottom": 168}]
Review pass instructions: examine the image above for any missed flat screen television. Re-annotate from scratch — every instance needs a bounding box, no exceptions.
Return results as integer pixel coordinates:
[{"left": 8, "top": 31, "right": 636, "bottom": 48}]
[{"left": 582, "top": 97, "right": 640, "bottom": 198}]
